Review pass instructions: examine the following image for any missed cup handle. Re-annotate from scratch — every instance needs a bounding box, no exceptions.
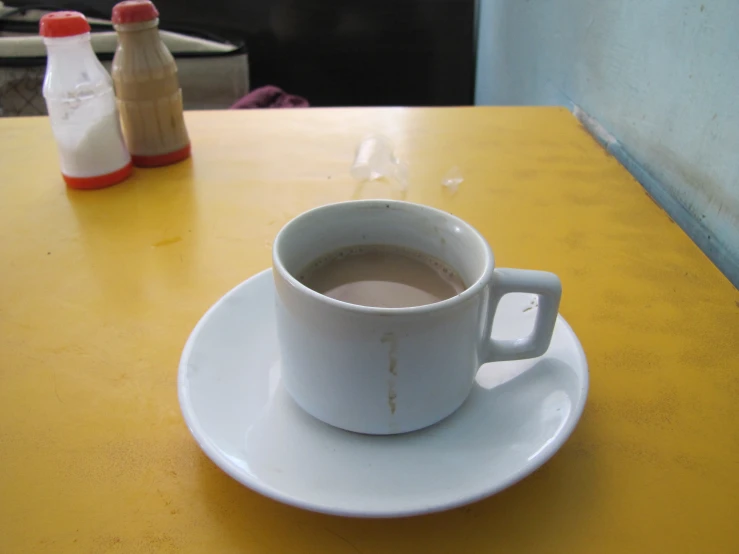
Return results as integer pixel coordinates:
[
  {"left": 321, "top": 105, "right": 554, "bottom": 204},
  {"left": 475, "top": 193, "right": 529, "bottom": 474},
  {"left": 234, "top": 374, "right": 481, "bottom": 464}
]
[{"left": 481, "top": 268, "right": 562, "bottom": 363}]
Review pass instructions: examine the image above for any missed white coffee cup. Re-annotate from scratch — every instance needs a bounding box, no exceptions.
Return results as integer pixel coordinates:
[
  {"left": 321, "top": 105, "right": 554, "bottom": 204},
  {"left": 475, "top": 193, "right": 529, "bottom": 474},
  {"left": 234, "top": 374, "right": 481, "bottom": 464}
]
[{"left": 272, "top": 200, "right": 561, "bottom": 435}]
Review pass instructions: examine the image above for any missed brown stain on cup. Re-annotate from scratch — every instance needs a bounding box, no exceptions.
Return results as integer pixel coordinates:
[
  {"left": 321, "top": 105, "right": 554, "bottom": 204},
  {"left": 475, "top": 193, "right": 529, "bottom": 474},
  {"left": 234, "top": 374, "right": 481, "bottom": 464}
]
[
  {"left": 381, "top": 332, "right": 398, "bottom": 414},
  {"left": 387, "top": 386, "right": 397, "bottom": 415}
]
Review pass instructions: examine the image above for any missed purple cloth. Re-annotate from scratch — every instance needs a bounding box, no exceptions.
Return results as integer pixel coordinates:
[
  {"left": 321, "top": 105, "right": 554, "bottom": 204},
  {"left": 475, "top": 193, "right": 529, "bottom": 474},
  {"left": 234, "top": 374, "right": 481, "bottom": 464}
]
[{"left": 230, "top": 85, "right": 309, "bottom": 109}]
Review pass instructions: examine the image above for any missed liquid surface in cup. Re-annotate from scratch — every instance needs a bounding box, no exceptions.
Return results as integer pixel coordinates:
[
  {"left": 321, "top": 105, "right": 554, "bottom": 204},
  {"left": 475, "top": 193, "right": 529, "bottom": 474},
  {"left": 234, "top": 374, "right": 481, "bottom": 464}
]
[{"left": 299, "top": 245, "right": 466, "bottom": 308}]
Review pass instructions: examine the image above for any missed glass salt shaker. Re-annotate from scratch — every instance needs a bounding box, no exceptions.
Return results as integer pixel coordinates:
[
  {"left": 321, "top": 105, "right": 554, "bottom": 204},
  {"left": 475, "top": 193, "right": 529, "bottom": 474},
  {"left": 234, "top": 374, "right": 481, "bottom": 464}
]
[{"left": 40, "top": 11, "right": 131, "bottom": 189}]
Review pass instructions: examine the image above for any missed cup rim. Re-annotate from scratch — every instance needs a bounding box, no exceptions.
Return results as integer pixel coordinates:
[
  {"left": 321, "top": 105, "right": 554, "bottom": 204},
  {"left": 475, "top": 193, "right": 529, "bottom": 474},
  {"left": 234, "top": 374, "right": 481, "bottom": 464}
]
[{"left": 272, "top": 200, "right": 495, "bottom": 315}]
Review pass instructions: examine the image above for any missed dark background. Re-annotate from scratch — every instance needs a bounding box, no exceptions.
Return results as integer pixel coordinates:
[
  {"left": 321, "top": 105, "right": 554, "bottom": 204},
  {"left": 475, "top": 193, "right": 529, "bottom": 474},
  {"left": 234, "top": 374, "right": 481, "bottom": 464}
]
[{"left": 12, "top": 0, "right": 476, "bottom": 106}]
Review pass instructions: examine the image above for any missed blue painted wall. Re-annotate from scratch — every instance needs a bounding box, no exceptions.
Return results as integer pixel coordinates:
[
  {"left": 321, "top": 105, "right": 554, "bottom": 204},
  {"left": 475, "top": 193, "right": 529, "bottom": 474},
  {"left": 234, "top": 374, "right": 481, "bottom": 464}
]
[{"left": 475, "top": 0, "right": 739, "bottom": 286}]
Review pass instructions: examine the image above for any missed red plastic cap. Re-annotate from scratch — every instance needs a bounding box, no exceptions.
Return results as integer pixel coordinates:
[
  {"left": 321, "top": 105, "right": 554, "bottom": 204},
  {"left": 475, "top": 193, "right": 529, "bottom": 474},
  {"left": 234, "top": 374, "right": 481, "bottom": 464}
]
[
  {"left": 112, "top": 0, "right": 159, "bottom": 24},
  {"left": 39, "top": 11, "right": 91, "bottom": 38},
  {"left": 131, "top": 144, "right": 191, "bottom": 167}
]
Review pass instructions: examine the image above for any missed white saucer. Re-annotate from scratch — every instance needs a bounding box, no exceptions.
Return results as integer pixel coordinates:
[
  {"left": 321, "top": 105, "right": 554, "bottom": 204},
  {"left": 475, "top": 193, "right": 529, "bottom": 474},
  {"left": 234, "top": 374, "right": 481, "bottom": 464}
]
[{"left": 178, "top": 269, "right": 588, "bottom": 518}]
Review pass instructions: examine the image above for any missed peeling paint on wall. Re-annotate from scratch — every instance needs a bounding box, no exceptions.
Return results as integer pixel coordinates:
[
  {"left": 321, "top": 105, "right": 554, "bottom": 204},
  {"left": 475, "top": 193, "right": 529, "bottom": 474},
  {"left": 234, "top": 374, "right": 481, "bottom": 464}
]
[{"left": 475, "top": 0, "right": 739, "bottom": 287}]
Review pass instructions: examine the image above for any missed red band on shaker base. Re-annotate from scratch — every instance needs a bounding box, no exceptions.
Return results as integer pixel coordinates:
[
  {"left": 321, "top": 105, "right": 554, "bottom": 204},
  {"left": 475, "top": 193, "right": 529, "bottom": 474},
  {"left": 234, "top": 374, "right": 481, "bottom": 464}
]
[
  {"left": 62, "top": 161, "right": 133, "bottom": 190},
  {"left": 131, "top": 144, "right": 191, "bottom": 168}
]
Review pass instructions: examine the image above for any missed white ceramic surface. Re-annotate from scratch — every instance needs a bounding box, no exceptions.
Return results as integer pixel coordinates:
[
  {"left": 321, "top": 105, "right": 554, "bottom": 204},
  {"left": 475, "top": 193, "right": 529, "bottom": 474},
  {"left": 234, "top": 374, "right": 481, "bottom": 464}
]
[
  {"left": 273, "top": 200, "right": 562, "bottom": 434},
  {"left": 178, "top": 270, "right": 589, "bottom": 518}
]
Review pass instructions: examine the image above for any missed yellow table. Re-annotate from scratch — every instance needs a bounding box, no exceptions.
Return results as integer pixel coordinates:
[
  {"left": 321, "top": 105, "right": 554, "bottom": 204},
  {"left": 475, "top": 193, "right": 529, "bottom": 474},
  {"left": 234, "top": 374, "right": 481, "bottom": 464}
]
[{"left": 1, "top": 109, "right": 737, "bottom": 553}]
